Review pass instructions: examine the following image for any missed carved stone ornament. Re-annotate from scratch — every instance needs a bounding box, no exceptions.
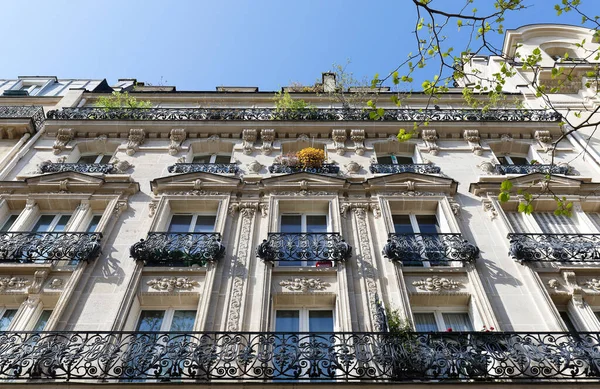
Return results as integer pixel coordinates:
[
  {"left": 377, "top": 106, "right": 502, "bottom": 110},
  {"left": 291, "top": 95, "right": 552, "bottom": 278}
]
[
  {"left": 500, "top": 134, "right": 513, "bottom": 143},
  {"left": 126, "top": 129, "right": 145, "bottom": 156},
  {"left": 109, "top": 158, "right": 134, "bottom": 173},
  {"left": 49, "top": 278, "right": 64, "bottom": 289},
  {"left": 0, "top": 276, "right": 30, "bottom": 292},
  {"left": 148, "top": 201, "right": 158, "bottom": 218},
  {"left": 246, "top": 160, "right": 263, "bottom": 174},
  {"left": 260, "top": 129, "right": 275, "bottom": 155},
  {"left": 478, "top": 161, "right": 496, "bottom": 174},
  {"left": 350, "top": 129, "right": 365, "bottom": 155},
  {"left": 548, "top": 279, "right": 561, "bottom": 289},
  {"left": 413, "top": 276, "right": 462, "bottom": 292},
  {"left": 535, "top": 130, "right": 553, "bottom": 152},
  {"left": 207, "top": 134, "right": 220, "bottom": 142},
  {"left": 584, "top": 279, "right": 600, "bottom": 292},
  {"left": 448, "top": 198, "right": 461, "bottom": 216},
  {"left": 279, "top": 277, "right": 331, "bottom": 292},
  {"left": 344, "top": 160, "right": 361, "bottom": 174},
  {"left": 297, "top": 134, "right": 310, "bottom": 142},
  {"left": 53, "top": 128, "right": 75, "bottom": 155},
  {"left": 242, "top": 129, "right": 257, "bottom": 155},
  {"left": 28, "top": 270, "right": 49, "bottom": 294},
  {"left": 332, "top": 129, "right": 347, "bottom": 155},
  {"left": 482, "top": 199, "right": 498, "bottom": 220},
  {"left": 421, "top": 129, "right": 439, "bottom": 155},
  {"left": 168, "top": 128, "right": 186, "bottom": 156},
  {"left": 147, "top": 277, "right": 199, "bottom": 292},
  {"left": 463, "top": 129, "right": 483, "bottom": 155}
]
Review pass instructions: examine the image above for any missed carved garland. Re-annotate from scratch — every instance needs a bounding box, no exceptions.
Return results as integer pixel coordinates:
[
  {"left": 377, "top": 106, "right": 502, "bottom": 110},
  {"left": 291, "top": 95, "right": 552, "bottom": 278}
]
[
  {"left": 279, "top": 278, "right": 331, "bottom": 292},
  {"left": 412, "top": 276, "right": 462, "bottom": 292},
  {"left": 147, "top": 277, "right": 199, "bottom": 292},
  {"left": 0, "top": 276, "right": 30, "bottom": 292}
]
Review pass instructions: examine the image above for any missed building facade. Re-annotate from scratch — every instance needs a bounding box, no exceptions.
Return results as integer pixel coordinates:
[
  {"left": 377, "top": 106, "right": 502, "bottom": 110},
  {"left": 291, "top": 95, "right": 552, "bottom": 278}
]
[{"left": 0, "top": 25, "right": 598, "bottom": 388}]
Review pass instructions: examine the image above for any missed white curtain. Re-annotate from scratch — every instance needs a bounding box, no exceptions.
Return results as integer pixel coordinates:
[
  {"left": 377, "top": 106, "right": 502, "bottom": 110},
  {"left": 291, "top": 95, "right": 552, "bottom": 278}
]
[
  {"left": 413, "top": 313, "right": 437, "bottom": 332},
  {"left": 533, "top": 212, "right": 577, "bottom": 234},
  {"left": 442, "top": 313, "right": 473, "bottom": 331}
]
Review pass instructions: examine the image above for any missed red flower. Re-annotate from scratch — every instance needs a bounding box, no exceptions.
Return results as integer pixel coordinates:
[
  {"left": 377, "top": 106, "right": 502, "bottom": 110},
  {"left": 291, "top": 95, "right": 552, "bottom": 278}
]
[
  {"left": 489, "top": 327, "right": 495, "bottom": 331},
  {"left": 447, "top": 328, "right": 453, "bottom": 332}
]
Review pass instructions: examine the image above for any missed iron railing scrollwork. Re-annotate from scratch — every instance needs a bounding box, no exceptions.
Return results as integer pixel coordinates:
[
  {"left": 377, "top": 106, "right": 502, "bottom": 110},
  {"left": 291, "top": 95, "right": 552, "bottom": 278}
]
[
  {"left": 256, "top": 233, "right": 352, "bottom": 264},
  {"left": 167, "top": 163, "right": 238, "bottom": 174},
  {"left": 0, "top": 232, "right": 102, "bottom": 263},
  {"left": 370, "top": 163, "right": 441, "bottom": 174},
  {"left": 39, "top": 162, "right": 116, "bottom": 174},
  {"left": 268, "top": 163, "right": 340, "bottom": 174},
  {"left": 46, "top": 107, "right": 562, "bottom": 123},
  {"left": 383, "top": 233, "right": 479, "bottom": 265},
  {"left": 130, "top": 232, "right": 225, "bottom": 266},
  {"left": 0, "top": 331, "right": 599, "bottom": 381},
  {"left": 508, "top": 233, "right": 600, "bottom": 262},
  {"left": 0, "top": 105, "right": 45, "bottom": 132},
  {"left": 495, "top": 164, "right": 571, "bottom": 175}
]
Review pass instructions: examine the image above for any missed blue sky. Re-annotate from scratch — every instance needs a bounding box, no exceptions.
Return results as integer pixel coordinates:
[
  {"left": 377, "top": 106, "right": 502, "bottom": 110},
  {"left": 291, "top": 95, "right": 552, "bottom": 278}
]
[{"left": 1, "top": 0, "right": 596, "bottom": 91}]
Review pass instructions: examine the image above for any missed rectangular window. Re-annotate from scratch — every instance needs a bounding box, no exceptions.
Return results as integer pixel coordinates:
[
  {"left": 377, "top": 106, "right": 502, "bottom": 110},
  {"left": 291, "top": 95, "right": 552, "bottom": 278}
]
[
  {"left": 279, "top": 214, "right": 328, "bottom": 266},
  {"left": 498, "top": 156, "right": 529, "bottom": 165},
  {"left": 192, "top": 154, "right": 231, "bottom": 164},
  {"left": 136, "top": 309, "right": 196, "bottom": 332},
  {"left": 413, "top": 311, "right": 472, "bottom": 331},
  {"left": 78, "top": 154, "right": 112, "bottom": 164},
  {"left": 33, "top": 310, "right": 52, "bottom": 331},
  {"left": 167, "top": 214, "right": 216, "bottom": 233},
  {"left": 86, "top": 215, "right": 102, "bottom": 233},
  {"left": 533, "top": 213, "right": 578, "bottom": 234},
  {"left": 0, "top": 214, "right": 18, "bottom": 232},
  {"left": 33, "top": 214, "right": 71, "bottom": 232},
  {"left": 377, "top": 155, "right": 413, "bottom": 164},
  {"left": 392, "top": 214, "right": 444, "bottom": 266},
  {"left": 0, "top": 309, "right": 17, "bottom": 331}
]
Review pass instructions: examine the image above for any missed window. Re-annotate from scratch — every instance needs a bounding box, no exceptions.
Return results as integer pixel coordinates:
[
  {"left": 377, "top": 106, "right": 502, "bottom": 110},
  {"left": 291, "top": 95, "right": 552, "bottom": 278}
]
[
  {"left": 275, "top": 309, "right": 334, "bottom": 332},
  {"left": 377, "top": 155, "right": 414, "bottom": 165},
  {"left": 392, "top": 214, "right": 446, "bottom": 266},
  {"left": 559, "top": 311, "right": 578, "bottom": 333},
  {"left": 280, "top": 214, "right": 328, "bottom": 266},
  {"left": 413, "top": 311, "right": 473, "bottom": 332},
  {"left": 192, "top": 154, "right": 231, "bottom": 164},
  {"left": 135, "top": 309, "right": 196, "bottom": 332},
  {"left": 497, "top": 155, "right": 529, "bottom": 166},
  {"left": 168, "top": 214, "right": 216, "bottom": 233},
  {"left": 0, "top": 308, "right": 17, "bottom": 331},
  {"left": 78, "top": 154, "right": 112, "bottom": 164},
  {"left": 393, "top": 215, "right": 440, "bottom": 234},
  {"left": 32, "top": 214, "right": 71, "bottom": 232},
  {"left": 32, "top": 310, "right": 52, "bottom": 331},
  {"left": 85, "top": 215, "right": 102, "bottom": 233},
  {"left": 0, "top": 214, "right": 18, "bottom": 232}
]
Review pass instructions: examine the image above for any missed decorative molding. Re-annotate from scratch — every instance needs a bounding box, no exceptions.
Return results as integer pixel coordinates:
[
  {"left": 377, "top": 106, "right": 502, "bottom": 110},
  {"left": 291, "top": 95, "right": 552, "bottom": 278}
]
[
  {"left": 113, "top": 201, "right": 128, "bottom": 217},
  {"left": 272, "top": 191, "right": 336, "bottom": 197},
  {"left": 246, "top": 160, "right": 263, "bottom": 174},
  {"left": 48, "top": 278, "right": 64, "bottom": 290},
  {"left": 207, "top": 134, "right": 220, "bottom": 142},
  {"left": 350, "top": 129, "right": 365, "bottom": 156},
  {"left": 448, "top": 198, "right": 461, "bottom": 216},
  {"left": 332, "top": 129, "right": 347, "bottom": 155},
  {"left": 482, "top": 199, "right": 498, "bottom": 220},
  {"left": 148, "top": 201, "right": 158, "bottom": 218},
  {"left": 421, "top": 129, "right": 439, "bottom": 155},
  {"left": 168, "top": 128, "right": 186, "bottom": 156},
  {"left": 0, "top": 276, "right": 29, "bottom": 292},
  {"left": 478, "top": 161, "right": 496, "bottom": 174},
  {"left": 126, "top": 129, "right": 145, "bottom": 156},
  {"left": 412, "top": 276, "right": 462, "bottom": 292},
  {"left": 260, "top": 129, "right": 275, "bottom": 155},
  {"left": 109, "top": 158, "right": 134, "bottom": 173},
  {"left": 584, "top": 279, "right": 600, "bottom": 292},
  {"left": 25, "top": 198, "right": 36, "bottom": 210},
  {"left": 297, "top": 134, "right": 310, "bottom": 142},
  {"left": 53, "top": 128, "right": 75, "bottom": 155},
  {"left": 242, "top": 129, "right": 257, "bottom": 155},
  {"left": 500, "top": 134, "right": 513, "bottom": 142},
  {"left": 379, "top": 191, "right": 443, "bottom": 197},
  {"left": 535, "top": 130, "right": 554, "bottom": 152},
  {"left": 28, "top": 270, "right": 49, "bottom": 294},
  {"left": 279, "top": 278, "right": 331, "bottom": 292},
  {"left": 344, "top": 161, "right": 361, "bottom": 174},
  {"left": 147, "top": 277, "right": 199, "bottom": 292},
  {"left": 463, "top": 129, "right": 483, "bottom": 155},
  {"left": 548, "top": 279, "right": 561, "bottom": 290}
]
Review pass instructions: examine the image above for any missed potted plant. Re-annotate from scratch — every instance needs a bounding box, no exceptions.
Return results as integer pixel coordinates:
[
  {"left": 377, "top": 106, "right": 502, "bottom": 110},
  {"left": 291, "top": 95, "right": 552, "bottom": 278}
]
[{"left": 297, "top": 147, "right": 325, "bottom": 169}]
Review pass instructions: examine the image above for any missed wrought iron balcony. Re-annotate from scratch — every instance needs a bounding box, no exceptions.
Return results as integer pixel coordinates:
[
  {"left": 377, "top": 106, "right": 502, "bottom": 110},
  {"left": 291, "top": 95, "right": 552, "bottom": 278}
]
[
  {"left": 39, "top": 162, "right": 116, "bottom": 174},
  {"left": 257, "top": 233, "right": 351, "bottom": 264},
  {"left": 0, "top": 232, "right": 101, "bottom": 263},
  {"left": 167, "top": 163, "right": 238, "bottom": 174},
  {"left": 494, "top": 164, "right": 571, "bottom": 175},
  {"left": 130, "top": 232, "right": 225, "bottom": 267},
  {"left": 268, "top": 163, "right": 340, "bottom": 174},
  {"left": 508, "top": 233, "right": 600, "bottom": 262},
  {"left": 0, "top": 330, "right": 598, "bottom": 381},
  {"left": 383, "top": 233, "right": 479, "bottom": 265},
  {"left": 46, "top": 107, "right": 562, "bottom": 122},
  {"left": 0, "top": 105, "right": 45, "bottom": 132},
  {"left": 370, "top": 163, "right": 441, "bottom": 174}
]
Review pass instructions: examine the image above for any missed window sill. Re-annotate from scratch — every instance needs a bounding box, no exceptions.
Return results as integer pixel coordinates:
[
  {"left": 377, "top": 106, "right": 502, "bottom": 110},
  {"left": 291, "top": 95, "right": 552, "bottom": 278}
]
[
  {"left": 401, "top": 266, "right": 467, "bottom": 273},
  {"left": 142, "top": 266, "right": 207, "bottom": 274},
  {"left": 271, "top": 266, "right": 338, "bottom": 274}
]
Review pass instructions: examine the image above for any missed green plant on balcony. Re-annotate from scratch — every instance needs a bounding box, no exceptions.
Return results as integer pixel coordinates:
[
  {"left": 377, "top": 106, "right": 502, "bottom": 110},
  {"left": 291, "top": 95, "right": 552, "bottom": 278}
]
[
  {"left": 273, "top": 91, "right": 315, "bottom": 119},
  {"left": 96, "top": 91, "right": 152, "bottom": 110}
]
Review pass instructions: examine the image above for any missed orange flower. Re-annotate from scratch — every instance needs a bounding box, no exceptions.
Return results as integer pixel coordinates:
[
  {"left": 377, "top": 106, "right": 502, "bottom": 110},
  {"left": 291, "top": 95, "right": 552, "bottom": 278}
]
[{"left": 297, "top": 147, "right": 325, "bottom": 168}]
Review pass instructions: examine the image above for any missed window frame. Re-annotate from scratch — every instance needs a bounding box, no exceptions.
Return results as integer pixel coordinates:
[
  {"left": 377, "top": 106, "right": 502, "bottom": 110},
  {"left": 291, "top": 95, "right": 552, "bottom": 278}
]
[
  {"left": 31, "top": 213, "right": 72, "bottom": 233},
  {"left": 135, "top": 308, "right": 198, "bottom": 332},
  {"left": 191, "top": 154, "right": 231, "bottom": 164},
  {"left": 412, "top": 308, "right": 473, "bottom": 332},
  {"left": 277, "top": 212, "right": 330, "bottom": 267},
  {"left": 273, "top": 307, "right": 335, "bottom": 332},
  {"left": 78, "top": 153, "right": 113, "bottom": 165},
  {"left": 167, "top": 213, "right": 217, "bottom": 233}
]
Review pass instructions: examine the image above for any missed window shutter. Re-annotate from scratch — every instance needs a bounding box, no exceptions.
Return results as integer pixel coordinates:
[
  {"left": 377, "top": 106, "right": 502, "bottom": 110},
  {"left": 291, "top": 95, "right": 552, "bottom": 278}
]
[
  {"left": 533, "top": 212, "right": 577, "bottom": 234},
  {"left": 506, "top": 212, "right": 527, "bottom": 233}
]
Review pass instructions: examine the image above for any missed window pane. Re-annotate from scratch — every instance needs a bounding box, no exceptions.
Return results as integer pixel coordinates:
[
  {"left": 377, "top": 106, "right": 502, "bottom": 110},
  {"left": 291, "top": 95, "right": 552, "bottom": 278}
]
[
  {"left": 33, "top": 310, "right": 52, "bottom": 331},
  {"left": 0, "top": 215, "right": 18, "bottom": 232},
  {"left": 497, "top": 156, "right": 509, "bottom": 166},
  {"left": 86, "top": 215, "right": 102, "bottom": 233},
  {"left": 78, "top": 155, "right": 98, "bottom": 164},
  {"left": 533, "top": 213, "right": 577, "bottom": 234},
  {"left": 377, "top": 156, "right": 393, "bottom": 164},
  {"left": 170, "top": 310, "right": 196, "bottom": 332},
  {"left": 32, "top": 215, "right": 57, "bottom": 232},
  {"left": 136, "top": 311, "right": 165, "bottom": 331},
  {"left": 414, "top": 313, "right": 437, "bottom": 332},
  {"left": 560, "top": 312, "right": 578, "bottom": 333},
  {"left": 168, "top": 215, "right": 194, "bottom": 233},
  {"left": 192, "top": 155, "right": 210, "bottom": 164},
  {"left": 0, "top": 309, "right": 17, "bottom": 331},
  {"left": 281, "top": 215, "right": 302, "bottom": 233},
  {"left": 395, "top": 156, "right": 414, "bottom": 164},
  {"left": 306, "top": 215, "right": 327, "bottom": 233},
  {"left": 214, "top": 155, "right": 231, "bottom": 164},
  {"left": 392, "top": 215, "right": 413, "bottom": 233},
  {"left": 99, "top": 155, "right": 113, "bottom": 164},
  {"left": 506, "top": 212, "right": 527, "bottom": 233},
  {"left": 510, "top": 156, "right": 529, "bottom": 165},
  {"left": 275, "top": 310, "right": 299, "bottom": 332},
  {"left": 309, "top": 311, "right": 333, "bottom": 332},
  {"left": 53, "top": 215, "right": 71, "bottom": 232},
  {"left": 193, "top": 215, "right": 216, "bottom": 233},
  {"left": 416, "top": 215, "right": 439, "bottom": 234},
  {"left": 442, "top": 313, "right": 473, "bottom": 331}
]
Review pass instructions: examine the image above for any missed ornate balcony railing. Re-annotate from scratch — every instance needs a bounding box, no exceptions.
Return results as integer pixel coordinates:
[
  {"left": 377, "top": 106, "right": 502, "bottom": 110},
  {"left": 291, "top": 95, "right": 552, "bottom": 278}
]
[
  {"left": 39, "top": 162, "right": 116, "bottom": 174},
  {"left": 257, "top": 233, "right": 351, "bottom": 264},
  {"left": 167, "top": 163, "right": 238, "bottom": 174},
  {"left": 0, "top": 331, "right": 598, "bottom": 381},
  {"left": 0, "top": 232, "right": 101, "bottom": 263},
  {"left": 508, "top": 233, "right": 600, "bottom": 262},
  {"left": 46, "top": 107, "right": 562, "bottom": 122},
  {"left": 370, "top": 163, "right": 441, "bottom": 174},
  {"left": 0, "top": 105, "right": 45, "bottom": 132},
  {"left": 268, "top": 163, "right": 340, "bottom": 174},
  {"left": 383, "top": 233, "right": 479, "bottom": 265},
  {"left": 495, "top": 164, "right": 571, "bottom": 175},
  {"left": 130, "top": 232, "right": 225, "bottom": 266}
]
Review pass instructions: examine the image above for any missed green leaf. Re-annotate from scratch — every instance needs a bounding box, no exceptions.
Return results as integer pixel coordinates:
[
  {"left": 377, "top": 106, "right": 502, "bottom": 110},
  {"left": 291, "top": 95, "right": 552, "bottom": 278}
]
[
  {"left": 500, "top": 180, "right": 513, "bottom": 191},
  {"left": 498, "top": 192, "right": 510, "bottom": 202}
]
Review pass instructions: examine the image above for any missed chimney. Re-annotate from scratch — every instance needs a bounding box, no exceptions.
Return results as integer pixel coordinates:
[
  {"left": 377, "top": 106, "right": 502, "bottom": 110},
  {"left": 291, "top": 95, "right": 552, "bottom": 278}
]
[{"left": 322, "top": 73, "right": 337, "bottom": 93}]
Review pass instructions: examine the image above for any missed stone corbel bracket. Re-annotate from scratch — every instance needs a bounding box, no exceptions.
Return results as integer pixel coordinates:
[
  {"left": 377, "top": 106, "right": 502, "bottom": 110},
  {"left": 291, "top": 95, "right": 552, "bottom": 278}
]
[
  {"left": 463, "top": 129, "right": 483, "bottom": 155},
  {"left": 168, "top": 128, "right": 186, "bottom": 156},
  {"left": 535, "top": 130, "right": 554, "bottom": 153},
  {"left": 260, "top": 129, "right": 275, "bottom": 155},
  {"left": 332, "top": 129, "right": 347, "bottom": 156},
  {"left": 421, "top": 129, "right": 439, "bottom": 155},
  {"left": 350, "top": 129, "right": 365, "bottom": 155},
  {"left": 242, "top": 129, "right": 257, "bottom": 155},
  {"left": 53, "top": 128, "right": 75, "bottom": 155},
  {"left": 340, "top": 202, "right": 380, "bottom": 218},
  {"left": 126, "top": 129, "right": 145, "bottom": 156},
  {"left": 482, "top": 198, "right": 498, "bottom": 220}
]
